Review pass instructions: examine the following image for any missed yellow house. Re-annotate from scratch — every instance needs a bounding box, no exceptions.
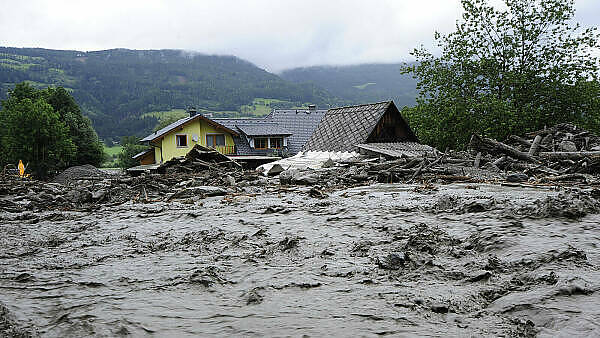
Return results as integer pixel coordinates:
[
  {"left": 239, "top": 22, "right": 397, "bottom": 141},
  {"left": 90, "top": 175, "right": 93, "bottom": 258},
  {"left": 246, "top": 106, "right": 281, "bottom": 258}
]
[{"left": 137, "top": 109, "right": 238, "bottom": 164}]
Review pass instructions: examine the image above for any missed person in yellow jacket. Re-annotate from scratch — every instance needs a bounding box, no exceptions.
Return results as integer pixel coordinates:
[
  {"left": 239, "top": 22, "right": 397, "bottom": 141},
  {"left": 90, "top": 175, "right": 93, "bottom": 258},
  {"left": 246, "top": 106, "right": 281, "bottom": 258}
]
[
  {"left": 18, "top": 160, "right": 25, "bottom": 177},
  {"left": 17, "top": 160, "right": 30, "bottom": 178}
]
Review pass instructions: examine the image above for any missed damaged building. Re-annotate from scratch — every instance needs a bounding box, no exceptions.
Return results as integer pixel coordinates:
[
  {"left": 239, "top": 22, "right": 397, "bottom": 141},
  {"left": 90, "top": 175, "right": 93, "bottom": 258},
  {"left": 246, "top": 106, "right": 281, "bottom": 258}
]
[
  {"left": 130, "top": 101, "right": 431, "bottom": 173},
  {"left": 303, "top": 101, "right": 434, "bottom": 158}
]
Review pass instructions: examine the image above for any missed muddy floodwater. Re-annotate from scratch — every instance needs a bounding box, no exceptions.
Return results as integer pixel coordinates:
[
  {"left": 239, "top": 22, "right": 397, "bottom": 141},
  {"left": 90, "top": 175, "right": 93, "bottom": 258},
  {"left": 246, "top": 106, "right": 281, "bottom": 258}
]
[{"left": 1, "top": 183, "right": 600, "bottom": 337}]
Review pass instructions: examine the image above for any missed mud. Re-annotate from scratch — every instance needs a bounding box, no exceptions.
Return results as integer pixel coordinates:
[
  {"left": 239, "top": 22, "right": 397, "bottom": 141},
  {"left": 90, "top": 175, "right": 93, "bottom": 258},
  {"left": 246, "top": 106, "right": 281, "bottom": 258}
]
[{"left": 1, "top": 183, "right": 600, "bottom": 337}]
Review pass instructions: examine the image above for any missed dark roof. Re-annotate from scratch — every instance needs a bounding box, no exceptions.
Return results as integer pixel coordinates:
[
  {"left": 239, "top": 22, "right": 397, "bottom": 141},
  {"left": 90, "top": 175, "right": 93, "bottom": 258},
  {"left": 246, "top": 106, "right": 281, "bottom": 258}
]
[
  {"left": 132, "top": 148, "right": 153, "bottom": 159},
  {"left": 303, "top": 101, "right": 393, "bottom": 152},
  {"left": 213, "top": 108, "right": 326, "bottom": 155},
  {"left": 237, "top": 123, "right": 292, "bottom": 136},
  {"left": 265, "top": 109, "right": 327, "bottom": 154},
  {"left": 140, "top": 114, "right": 238, "bottom": 142}
]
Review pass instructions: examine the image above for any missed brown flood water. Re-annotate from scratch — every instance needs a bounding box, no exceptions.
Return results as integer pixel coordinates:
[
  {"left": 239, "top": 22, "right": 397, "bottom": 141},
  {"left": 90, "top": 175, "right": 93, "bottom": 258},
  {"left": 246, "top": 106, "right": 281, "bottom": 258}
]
[{"left": 1, "top": 183, "right": 599, "bottom": 337}]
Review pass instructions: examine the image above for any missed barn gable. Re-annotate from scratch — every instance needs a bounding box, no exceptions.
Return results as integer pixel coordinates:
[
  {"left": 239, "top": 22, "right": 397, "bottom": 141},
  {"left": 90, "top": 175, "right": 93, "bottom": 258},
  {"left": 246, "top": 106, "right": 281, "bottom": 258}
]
[{"left": 303, "top": 101, "right": 418, "bottom": 152}]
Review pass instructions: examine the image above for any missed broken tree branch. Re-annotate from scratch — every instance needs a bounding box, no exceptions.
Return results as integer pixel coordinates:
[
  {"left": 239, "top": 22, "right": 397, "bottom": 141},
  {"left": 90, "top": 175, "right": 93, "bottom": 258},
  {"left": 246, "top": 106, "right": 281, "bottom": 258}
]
[{"left": 470, "top": 134, "right": 539, "bottom": 163}]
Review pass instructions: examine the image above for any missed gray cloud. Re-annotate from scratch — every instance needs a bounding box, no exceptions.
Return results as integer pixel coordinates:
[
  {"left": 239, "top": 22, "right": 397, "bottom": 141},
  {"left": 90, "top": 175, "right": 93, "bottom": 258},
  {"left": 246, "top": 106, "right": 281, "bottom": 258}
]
[{"left": 0, "top": 0, "right": 597, "bottom": 72}]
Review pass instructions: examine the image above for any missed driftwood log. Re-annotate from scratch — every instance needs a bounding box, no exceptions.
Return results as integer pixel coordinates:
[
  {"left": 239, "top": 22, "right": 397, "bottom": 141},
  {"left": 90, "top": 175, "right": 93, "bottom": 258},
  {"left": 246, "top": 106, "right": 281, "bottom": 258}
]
[
  {"left": 539, "top": 173, "right": 590, "bottom": 183},
  {"left": 528, "top": 135, "right": 544, "bottom": 156},
  {"left": 470, "top": 134, "right": 539, "bottom": 163},
  {"left": 537, "top": 151, "right": 600, "bottom": 161}
]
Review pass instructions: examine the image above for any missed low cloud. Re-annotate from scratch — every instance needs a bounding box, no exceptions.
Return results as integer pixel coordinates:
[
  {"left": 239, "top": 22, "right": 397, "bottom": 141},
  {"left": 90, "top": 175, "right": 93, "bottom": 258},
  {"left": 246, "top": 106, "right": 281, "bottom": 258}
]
[{"left": 0, "top": 0, "right": 597, "bottom": 72}]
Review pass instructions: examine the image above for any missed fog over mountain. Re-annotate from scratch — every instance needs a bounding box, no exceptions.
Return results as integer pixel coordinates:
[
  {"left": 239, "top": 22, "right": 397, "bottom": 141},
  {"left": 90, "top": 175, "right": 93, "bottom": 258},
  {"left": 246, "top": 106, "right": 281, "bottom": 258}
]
[{"left": 2, "top": 0, "right": 598, "bottom": 72}]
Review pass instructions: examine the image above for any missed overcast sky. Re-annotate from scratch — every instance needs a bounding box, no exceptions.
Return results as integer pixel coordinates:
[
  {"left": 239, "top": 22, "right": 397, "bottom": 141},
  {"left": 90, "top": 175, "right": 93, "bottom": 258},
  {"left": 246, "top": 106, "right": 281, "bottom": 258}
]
[{"left": 1, "top": 0, "right": 598, "bottom": 72}]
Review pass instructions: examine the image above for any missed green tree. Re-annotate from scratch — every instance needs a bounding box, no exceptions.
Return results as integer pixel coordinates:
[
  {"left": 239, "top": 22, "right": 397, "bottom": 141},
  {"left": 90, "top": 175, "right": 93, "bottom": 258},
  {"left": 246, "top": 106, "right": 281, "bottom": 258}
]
[
  {"left": 0, "top": 83, "right": 105, "bottom": 168},
  {"left": 402, "top": 0, "right": 600, "bottom": 150},
  {"left": 0, "top": 87, "right": 75, "bottom": 178},
  {"left": 118, "top": 136, "right": 148, "bottom": 169},
  {"left": 45, "top": 87, "right": 105, "bottom": 167}
]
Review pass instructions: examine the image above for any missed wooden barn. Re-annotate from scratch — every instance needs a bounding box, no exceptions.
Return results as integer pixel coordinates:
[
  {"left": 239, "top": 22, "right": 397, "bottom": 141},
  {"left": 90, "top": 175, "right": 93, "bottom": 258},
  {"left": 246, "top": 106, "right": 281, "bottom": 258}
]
[{"left": 303, "top": 101, "right": 432, "bottom": 157}]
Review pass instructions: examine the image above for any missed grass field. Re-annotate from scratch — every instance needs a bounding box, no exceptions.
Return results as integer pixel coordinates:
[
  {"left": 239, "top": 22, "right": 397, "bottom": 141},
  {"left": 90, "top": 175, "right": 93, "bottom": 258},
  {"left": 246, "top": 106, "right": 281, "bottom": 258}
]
[
  {"left": 240, "top": 98, "right": 293, "bottom": 116},
  {"left": 141, "top": 109, "right": 188, "bottom": 121},
  {"left": 102, "top": 145, "right": 123, "bottom": 168},
  {"left": 104, "top": 145, "right": 123, "bottom": 156},
  {"left": 142, "top": 97, "right": 302, "bottom": 128}
]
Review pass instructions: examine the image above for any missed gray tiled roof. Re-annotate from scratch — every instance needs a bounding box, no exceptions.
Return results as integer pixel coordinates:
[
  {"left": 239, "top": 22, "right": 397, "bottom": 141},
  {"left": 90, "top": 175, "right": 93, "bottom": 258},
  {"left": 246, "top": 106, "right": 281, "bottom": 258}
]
[
  {"left": 214, "top": 117, "right": 267, "bottom": 130},
  {"left": 265, "top": 109, "right": 327, "bottom": 154},
  {"left": 303, "top": 101, "right": 392, "bottom": 152},
  {"left": 213, "top": 108, "right": 326, "bottom": 155},
  {"left": 237, "top": 123, "right": 292, "bottom": 136}
]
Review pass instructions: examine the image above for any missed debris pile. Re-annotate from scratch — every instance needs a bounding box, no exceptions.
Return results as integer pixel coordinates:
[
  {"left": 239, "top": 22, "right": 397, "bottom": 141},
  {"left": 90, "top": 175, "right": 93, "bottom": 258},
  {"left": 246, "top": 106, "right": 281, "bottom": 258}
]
[
  {"left": 160, "top": 144, "right": 242, "bottom": 175},
  {"left": 52, "top": 164, "right": 110, "bottom": 185},
  {"left": 0, "top": 145, "right": 258, "bottom": 213},
  {"left": 470, "top": 123, "right": 600, "bottom": 184},
  {"left": 275, "top": 123, "right": 600, "bottom": 187},
  {"left": 3, "top": 124, "right": 600, "bottom": 214},
  {"left": 275, "top": 149, "right": 501, "bottom": 187}
]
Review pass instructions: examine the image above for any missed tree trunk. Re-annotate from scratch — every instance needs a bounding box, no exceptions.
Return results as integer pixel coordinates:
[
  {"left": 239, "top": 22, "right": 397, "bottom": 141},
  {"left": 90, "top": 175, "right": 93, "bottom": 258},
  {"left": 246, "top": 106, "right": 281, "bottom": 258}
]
[
  {"left": 537, "top": 152, "right": 600, "bottom": 161},
  {"left": 470, "top": 134, "right": 539, "bottom": 163}
]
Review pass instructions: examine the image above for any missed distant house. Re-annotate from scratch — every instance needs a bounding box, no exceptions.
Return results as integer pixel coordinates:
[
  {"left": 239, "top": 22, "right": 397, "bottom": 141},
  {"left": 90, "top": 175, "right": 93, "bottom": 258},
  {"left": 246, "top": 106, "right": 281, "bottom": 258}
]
[
  {"left": 133, "top": 101, "right": 427, "bottom": 168},
  {"left": 133, "top": 105, "right": 326, "bottom": 166},
  {"left": 303, "top": 101, "right": 431, "bottom": 156},
  {"left": 138, "top": 108, "right": 238, "bottom": 164},
  {"left": 213, "top": 104, "right": 327, "bottom": 156}
]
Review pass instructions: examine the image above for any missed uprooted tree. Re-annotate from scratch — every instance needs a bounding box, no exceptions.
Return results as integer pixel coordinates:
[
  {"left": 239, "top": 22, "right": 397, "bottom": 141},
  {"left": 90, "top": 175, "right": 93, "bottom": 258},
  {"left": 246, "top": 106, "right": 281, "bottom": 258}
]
[{"left": 402, "top": 0, "right": 600, "bottom": 150}]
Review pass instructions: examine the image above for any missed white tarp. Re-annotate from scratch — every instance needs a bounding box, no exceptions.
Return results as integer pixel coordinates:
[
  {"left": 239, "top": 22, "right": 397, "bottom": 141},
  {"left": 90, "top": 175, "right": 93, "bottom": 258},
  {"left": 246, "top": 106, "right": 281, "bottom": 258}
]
[{"left": 258, "top": 151, "right": 360, "bottom": 174}]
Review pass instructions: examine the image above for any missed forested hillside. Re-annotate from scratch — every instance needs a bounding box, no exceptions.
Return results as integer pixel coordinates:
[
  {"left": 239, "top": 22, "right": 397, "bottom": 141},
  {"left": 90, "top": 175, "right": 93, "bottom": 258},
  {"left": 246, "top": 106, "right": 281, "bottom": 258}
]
[
  {"left": 0, "top": 47, "right": 339, "bottom": 141},
  {"left": 280, "top": 64, "right": 417, "bottom": 108}
]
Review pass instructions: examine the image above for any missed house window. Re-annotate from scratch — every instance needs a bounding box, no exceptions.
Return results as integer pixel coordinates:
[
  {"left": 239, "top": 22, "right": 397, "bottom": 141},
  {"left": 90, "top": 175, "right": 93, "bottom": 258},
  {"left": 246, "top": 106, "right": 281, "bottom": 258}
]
[
  {"left": 176, "top": 134, "right": 188, "bottom": 147},
  {"left": 269, "top": 137, "right": 283, "bottom": 149},
  {"left": 206, "top": 134, "right": 225, "bottom": 148},
  {"left": 254, "top": 138, "right": 268, "bottom": 149}
]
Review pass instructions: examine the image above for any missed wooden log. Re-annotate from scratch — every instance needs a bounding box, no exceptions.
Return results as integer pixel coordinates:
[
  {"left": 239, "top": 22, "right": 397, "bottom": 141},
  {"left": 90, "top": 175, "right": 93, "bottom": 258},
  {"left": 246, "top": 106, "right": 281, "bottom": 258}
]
[
  {"left": 391, "top": 167, "right": 462, "bottom": 176},
  {"left": 493, "top": 156, "right": 508, "bottom": 168},
  {"left": 402, "top": 158, "right": 421, "bottom": 169},
  {"left": 433, "top": 175, "right": 473, "bottom": 182},
  {"left": 528, "top": 135, "right": 543, "bottom": 156},
  {"left": 443, "top": 159, "right": 472, "bottom": 164},
  {"left": 473, "top": 152, "right": 482, "bottom": 168},
  {"left": 369, "top": 159, "right": 407, "bottom": 171},
  {"left": 539, "top": 173, "right": 589, "bottom": 182},
  {"left": 408, "top": 160, "right": 427, "bottom": 182},
  {"left": 537, "top": 151, "right": 600, "bottom": 161},
  {"left": 507, "top": 135, "right": 534, "bottom": 149},
  {"left": 141, "top": 185, "right": 148, "bottom": 202},
  {"left": 470, "top": 134, "right": 539, "bottom": 163}
]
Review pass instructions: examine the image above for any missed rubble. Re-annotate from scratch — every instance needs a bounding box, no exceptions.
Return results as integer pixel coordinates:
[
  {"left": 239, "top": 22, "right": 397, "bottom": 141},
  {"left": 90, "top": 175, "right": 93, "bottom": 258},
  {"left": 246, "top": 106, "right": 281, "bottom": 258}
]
[
  {"left": 271, "top": 122, "right": 600, "bottom": 188},
  {"left": 0, "top": 145, "right": 260, "bottom": 213},
  {"left": 52, "top": 164, "right": 110, "bottom": 185},
  {"left": 468, "top": 123, "right": 600, "bottom": 184},
  {"left": 3, "top": 124, "right": 600, "bottom": 215}
]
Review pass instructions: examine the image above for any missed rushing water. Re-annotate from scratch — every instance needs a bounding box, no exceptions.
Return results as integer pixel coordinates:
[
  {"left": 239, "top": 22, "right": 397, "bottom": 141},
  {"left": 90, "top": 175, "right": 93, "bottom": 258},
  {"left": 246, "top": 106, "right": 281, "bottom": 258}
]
[{"left": 1, "top": 183, "right": 599, "bottom": 337}]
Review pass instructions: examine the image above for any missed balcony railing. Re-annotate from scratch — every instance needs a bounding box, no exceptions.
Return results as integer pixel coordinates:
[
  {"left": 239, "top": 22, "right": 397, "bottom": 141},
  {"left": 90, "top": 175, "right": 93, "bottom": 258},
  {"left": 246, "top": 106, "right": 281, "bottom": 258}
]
[{"left": 212, "top": 145, "right": 236, "bottom": 155}]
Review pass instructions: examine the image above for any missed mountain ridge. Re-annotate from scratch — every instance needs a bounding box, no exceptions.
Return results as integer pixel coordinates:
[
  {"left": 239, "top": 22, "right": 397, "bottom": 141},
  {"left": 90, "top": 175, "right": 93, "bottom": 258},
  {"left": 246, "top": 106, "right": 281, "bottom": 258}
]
[
  {"left": 0, "top": 47, "right": 340, "bottom": 140},
  {"left": 0, "top": 47, "right": 418, "bottom": 141},
  {"left": 279, "top": 63, "right": 417, "bottom": 108}
]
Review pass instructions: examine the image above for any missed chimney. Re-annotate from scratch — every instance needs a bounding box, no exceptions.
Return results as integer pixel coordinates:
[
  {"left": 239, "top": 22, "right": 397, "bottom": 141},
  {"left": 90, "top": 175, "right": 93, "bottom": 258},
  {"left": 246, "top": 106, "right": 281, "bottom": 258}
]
[
  {"left": 188, "top": 107, "right": 198, "bottom": 117},
  {"left": 308, "top": 104, "right": 317, "bottom": 113}
]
